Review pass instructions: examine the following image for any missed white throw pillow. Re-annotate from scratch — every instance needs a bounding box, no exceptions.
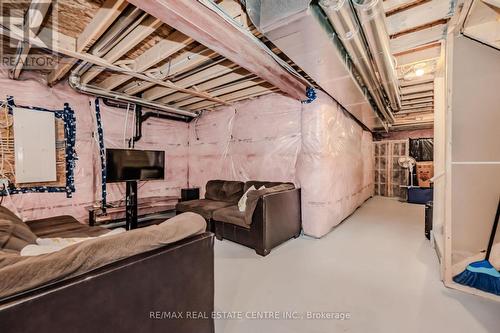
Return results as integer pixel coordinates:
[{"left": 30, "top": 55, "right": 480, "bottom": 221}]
[
  {"left": 238, "top": 185, "right": 255, "bottom": 212},
  {"left": 238, "top": 185, "right": 266, "bottom": 212}
]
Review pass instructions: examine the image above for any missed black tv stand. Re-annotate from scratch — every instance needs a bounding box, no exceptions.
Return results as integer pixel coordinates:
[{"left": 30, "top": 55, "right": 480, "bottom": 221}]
[{"left": 125, "top": 180, "right": 138, "bottom": 230}]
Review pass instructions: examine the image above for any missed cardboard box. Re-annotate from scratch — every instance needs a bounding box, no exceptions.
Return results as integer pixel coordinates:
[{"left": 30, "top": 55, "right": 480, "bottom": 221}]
[{"left": 416, "top": 162, "right": 434, "bottom": 188}]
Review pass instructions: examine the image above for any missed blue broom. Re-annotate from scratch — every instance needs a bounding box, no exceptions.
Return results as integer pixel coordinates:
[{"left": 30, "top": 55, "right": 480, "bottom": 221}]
[{"left": 453, "top": 198, "right": 500, "bottom": 295}]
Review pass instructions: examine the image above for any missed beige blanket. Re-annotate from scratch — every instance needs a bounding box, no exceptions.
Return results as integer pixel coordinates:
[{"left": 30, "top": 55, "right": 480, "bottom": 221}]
[{"left": 0, "top": 212, "right": 206, "bottom": 299}]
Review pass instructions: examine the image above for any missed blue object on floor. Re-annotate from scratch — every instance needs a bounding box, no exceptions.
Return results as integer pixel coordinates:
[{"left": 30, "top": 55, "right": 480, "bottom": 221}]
[
  {"left": 453, "top": 198, "right": 500, "bottom": 296},
  {"left": 453, "top": 260, "right": 500, "bottom": 295},
  {"left": 407, "top": 187, "right": 433, "bottom": 205}
]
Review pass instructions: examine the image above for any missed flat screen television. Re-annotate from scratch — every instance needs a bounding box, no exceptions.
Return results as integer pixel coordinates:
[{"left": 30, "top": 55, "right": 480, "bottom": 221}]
[{"left": 106, "top": 148, "right": 165, "bottom": 183}]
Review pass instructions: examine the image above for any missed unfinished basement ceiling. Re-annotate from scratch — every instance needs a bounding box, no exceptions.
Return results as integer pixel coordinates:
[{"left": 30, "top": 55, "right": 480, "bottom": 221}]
[
  {"left": 0, "top": 0, "right": 317, "bottom": 117},
  {"left": 384, "top": 0, "right": 457, "bottom": 131},
  {"left": 1, "top": 0, "right": 487, "bottom": 132},
  {"left": 460, "top": 0, "right": 500, "bottom": 49}
]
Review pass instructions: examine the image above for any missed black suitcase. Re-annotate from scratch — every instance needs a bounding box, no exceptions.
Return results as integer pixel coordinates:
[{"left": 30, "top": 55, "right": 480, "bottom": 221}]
[{"left": 425, "top": 201, "right": 433, "bottom": 240}]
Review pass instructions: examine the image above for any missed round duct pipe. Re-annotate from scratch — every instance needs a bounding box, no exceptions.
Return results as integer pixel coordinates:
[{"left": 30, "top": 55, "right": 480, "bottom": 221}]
[
  {"left": 68, "top": 73, "right": 200, "bottom": 119},
  {"left": 319, "top": 0, "right": 395, "bottom": 124},
  {"left": 352, "top": 0, "right": 402, "bottom": 110}
]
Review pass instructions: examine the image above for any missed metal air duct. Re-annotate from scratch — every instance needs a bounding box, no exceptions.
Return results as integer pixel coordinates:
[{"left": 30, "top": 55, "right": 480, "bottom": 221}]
[
  {"left": 318, "top": 0, "right": 394, "bottom": 123},
  {"left": 352, "top": 0, "right": 402, "bottom": 110},
  {"left": 68, "top": 72, "right": 199, "bottom": 119},
  {"left": 243, "top": 0, "right": 391, "bottom": 129}
]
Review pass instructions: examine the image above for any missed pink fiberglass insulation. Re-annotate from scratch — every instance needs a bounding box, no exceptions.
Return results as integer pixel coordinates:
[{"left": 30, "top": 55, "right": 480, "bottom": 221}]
[
  {"left": 0, "top": 68, "right": 372, "bottom": 237},
  {"left": 0, "top": 69, "right": 188, "bottom": 222},
  {"left": 298, "top": 91, "right": 373, "bottom": 238},
  {"left": 187, "top": 93, "right": 302, "bottom": 196},
  {"left": 188, "top": 91, "right": 373, "bottom": 237}
]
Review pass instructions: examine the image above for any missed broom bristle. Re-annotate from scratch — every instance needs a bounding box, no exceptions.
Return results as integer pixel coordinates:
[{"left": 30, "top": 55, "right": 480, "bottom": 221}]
[{"left": 453, "top": 268, "right": 500, "bottom": 296}]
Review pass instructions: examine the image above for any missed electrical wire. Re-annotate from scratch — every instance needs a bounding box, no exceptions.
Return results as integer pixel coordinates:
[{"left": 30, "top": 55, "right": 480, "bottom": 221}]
[{"left": 123, "top": 103, "right": 130, "bottom": 148}]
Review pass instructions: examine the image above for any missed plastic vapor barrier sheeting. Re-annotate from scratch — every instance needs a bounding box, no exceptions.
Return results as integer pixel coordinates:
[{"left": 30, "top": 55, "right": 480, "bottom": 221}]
[
  {"left": 0, "top": 68, "right": 188, "bottom": 222},
  {"left": 0, "top": 67, "right": 373, "bottom": 237},
  {"left": 188, "top": 94, "right": 302, "bottom": 196},
  {"left": 298, "top": 91, "right": 373, "bottom": 238},
  {"left": 189, "top": 91, "right": 373, "bottom": 238}
]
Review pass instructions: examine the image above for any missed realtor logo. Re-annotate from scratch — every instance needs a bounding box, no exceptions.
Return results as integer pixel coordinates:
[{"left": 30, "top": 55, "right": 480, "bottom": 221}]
[{"left": 0, "top": 0, "right": 58, "bottom": 72}]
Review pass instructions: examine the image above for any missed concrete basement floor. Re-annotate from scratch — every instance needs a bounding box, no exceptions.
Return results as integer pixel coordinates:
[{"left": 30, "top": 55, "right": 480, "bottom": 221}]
[{"left": 214, "top": 196, "right": 500, "bottom": 333}]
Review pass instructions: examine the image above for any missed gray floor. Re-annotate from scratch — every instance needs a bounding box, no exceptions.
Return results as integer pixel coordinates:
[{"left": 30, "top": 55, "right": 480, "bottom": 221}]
[{"left": 214, "top": 196, "right": 500, "bottom": 333}]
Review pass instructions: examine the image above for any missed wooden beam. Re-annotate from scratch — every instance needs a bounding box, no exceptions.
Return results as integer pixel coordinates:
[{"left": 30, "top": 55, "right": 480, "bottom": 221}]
[
  {"left": 0, "top": 23, "right": 229, "bottom": 105},
  {"left": 400, "top": 102, "right": 434, "bottom": 110},
  {"left": 120, "top": 46, "right": 217, "bottom": 95},
  {"left": 10, "top": 0, "right": 52, "bottom": 79},
  {"left": 390, "top": 18, "right": 450, "bottom": 39},
  {"left": 157, "top": 69, "right": 253, "bottom": 104},
  {"left": 81, "top": 15, "right": 163, "bottom": 84},
  {"left": 401, "top": 97, "right": 433, "bottom": 105},
  {"left": 96, "top": 31, "right": 193, "bottom": 90},
  {"left": 126, "top": 0, "right": 307, "bottom": 100},
  {"left": 174, "top": 78, "right": 264, "bottom": 107},
  {"left": 400, "top": 78, "right": 434, "bottom": 87},
  {"left": 401, "top": 92, "right": 434, "bottom": 100},
  {"left": 386, "top": 0, "right": 431, "bottom": 17},
  {"left": 47, "top": 0, "right": 127, "bottom": 84},
  {"left": 393, "top": 41, "right": 442, "bottom": 57},
  {"left": 188, "top": 83, "right": 275, "bottom": 110},
  {"left": 143, "top": 60, "right": 238, "bottom": 101},
  {"left": 401, "top": 82, "right": 434, "bottom": 95}
]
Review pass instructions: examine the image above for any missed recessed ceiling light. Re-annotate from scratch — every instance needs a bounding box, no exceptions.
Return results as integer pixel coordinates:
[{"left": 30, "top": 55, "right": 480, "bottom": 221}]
[{"left": 415, "top": 68, "right": 425, "bottom": 77}]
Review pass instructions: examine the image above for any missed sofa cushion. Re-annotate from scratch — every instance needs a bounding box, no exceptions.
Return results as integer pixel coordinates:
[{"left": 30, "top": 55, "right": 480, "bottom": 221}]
[
  {"left": 0, "top": 207, "right": 37, "bottom": 251},
  {"left": 243, "top": 181, "right": 295, "bottom": 192},
  {"left": 243, "top": 183, "right": 296, "bottom": 225},
  {"left": 26, "top": 215, "right": 108, "bottom": 238},
  {"left": 205, "top": 180, "right": 244, "bottom": 203},
  {"left": 0, "top": 212, "right": 207, "bottom": 299},
  {"left": 176, "top": 199, "right": 234, "bottom": 220},
  {"left": 212, "top": 206, "right": 249, "bottom": 229}
]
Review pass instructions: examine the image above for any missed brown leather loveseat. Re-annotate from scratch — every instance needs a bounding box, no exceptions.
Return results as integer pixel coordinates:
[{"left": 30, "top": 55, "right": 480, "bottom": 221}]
[
  {"left": 176, "top": 180, "right": 302, "bottom": 256},
  {"left": 0, "top": 210, "right": 215, "bottom": 333}
]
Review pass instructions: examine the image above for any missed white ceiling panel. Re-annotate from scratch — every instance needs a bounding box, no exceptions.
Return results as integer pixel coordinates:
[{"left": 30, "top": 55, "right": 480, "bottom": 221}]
[
  {"left": 386, "top": 0, "right": 453, "bottom": 35},
  {"left": 390, "top": 24, "right": 446, "bottom": 53}
]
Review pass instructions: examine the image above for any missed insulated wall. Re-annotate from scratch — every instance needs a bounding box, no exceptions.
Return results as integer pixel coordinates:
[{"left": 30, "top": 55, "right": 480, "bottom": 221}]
[
  {"left": 188, "top": 91, "right": 373, "bottom": 238},
  {"left": 0, "top": 70, "right": 189, "bottom": 221},
  {"left": 0, "top": 70, "right": 372, "bottom": 237},
  {"left": 298, "top": 91, "right": 373, "bottom": 238},
  {"left": 187, "top": 94, "right": 302, "bottom": 195}
]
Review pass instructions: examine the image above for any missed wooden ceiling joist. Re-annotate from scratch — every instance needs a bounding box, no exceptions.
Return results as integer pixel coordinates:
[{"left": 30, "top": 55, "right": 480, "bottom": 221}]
[
  {"left": 189, "top": 83, "right": 276, "bottom": 110},
  {"left": 401, "top": 97, "right": 434, "bottom": 105},
  {"left": 10, "top": 0, "right": 52, "bottom": 79},
  {"left": 157, "top": 69, "right": 253, "bottom": 104},
  {"left": 143, "top": 60, "right": 238, "bottom": 101},
  {"left": 400, "top": 82, "right": 434, "bottom": 95},
  {"left": 174, "top": 78, "right": 264, "bottom": 108},
  {"left": 393, "top": 41, "right": 442, "bottom": 57},
  {"left": 96, "top": 31, "right": 194, "bottom": 91},
  {"left": 127, "top": 0, "right": 307, "bottom": 100},
  {"left": 400, "top": 78, "right": 434, "bottom": 87},
  {"left": 47, "top": 0, "right": 128, "bottom": 84},
  {"left": 400, "top": 102, "right": 434, "bottom": 110},
  {"left": 390, "top": 18, "right": 450, "bottom": 39},
  {"left": 80, "top": 15, "right": 163, "bottom": 84},
  {"left": 386, "top": 0, "right": 431, "bottom": 17},
  {"left": 0, "top": 22, "right": 229, "bottom": 105},
  {"left": 120, "top": 46, "right": 217, "bottom": 95},
  {"left": 401, "top": 92, "right": 434, "bottom": 100}
]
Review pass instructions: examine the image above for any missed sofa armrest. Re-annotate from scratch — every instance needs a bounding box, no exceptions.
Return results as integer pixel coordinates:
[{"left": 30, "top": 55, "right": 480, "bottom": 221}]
[
  {"left": 0, "top": 233, "right": 215, "bottom": 333},
  {"left": 258, "top": 188, "right": 301, "bottom": 251}
]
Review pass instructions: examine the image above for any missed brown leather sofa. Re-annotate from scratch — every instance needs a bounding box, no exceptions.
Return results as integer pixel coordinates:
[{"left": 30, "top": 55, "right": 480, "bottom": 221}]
[
  {"left": 176, "top": 180, "right": 245, "bottom": 232},
  {"left": 0, "top": 215, "right": 215, "bottom": 333},
  {"left": 177, "top": 180, "right": 302, "bottom": 256}
]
